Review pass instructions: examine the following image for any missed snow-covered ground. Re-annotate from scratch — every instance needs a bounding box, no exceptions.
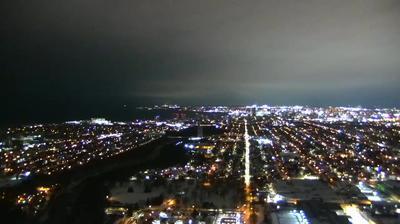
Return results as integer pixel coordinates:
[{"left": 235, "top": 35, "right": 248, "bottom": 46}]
[{"left": 109, "top": 179, "right": 242, "bottom": 208}]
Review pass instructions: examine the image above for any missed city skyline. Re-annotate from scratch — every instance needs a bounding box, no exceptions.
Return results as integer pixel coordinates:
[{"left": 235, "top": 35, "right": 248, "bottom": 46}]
[
  {"left": 1, "top": 1, "right": 400, "bottom": 223},
  {"left": 1, "top": 105, "right": 399, "bottom": 224}
]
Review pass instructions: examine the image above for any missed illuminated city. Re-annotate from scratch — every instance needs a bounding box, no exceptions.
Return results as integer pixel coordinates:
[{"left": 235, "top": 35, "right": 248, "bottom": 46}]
[
  {"left": 1, "top": 105, "right": 400, "bottom": 223},
  {"left": 2, "top": 1, "right": 400, "bottom": 223}
]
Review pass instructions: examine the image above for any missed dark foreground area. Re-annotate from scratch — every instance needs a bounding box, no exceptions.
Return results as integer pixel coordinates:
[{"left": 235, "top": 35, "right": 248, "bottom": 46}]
[
  {"left": 1, "top": 137, "right": 188, "bottom": 224},
  {"left": 0, "top": 126, "right": 222, "bottom": 224}
]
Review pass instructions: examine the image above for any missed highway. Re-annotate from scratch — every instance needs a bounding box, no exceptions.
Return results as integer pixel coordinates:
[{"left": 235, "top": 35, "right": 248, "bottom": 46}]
[{"left": 244, "top": 119, "right": 251, "bottom": 187}]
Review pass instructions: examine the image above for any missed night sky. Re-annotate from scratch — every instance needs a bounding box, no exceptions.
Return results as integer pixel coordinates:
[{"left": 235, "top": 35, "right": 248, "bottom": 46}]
[{"left": 1, "top": 0, "right": 400, "bottom": 125}]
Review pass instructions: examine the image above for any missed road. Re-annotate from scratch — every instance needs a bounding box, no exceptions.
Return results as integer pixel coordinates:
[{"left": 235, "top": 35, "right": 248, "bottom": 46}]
[{"left": 244, "top": 119, "right": 251, "bottom": 187}]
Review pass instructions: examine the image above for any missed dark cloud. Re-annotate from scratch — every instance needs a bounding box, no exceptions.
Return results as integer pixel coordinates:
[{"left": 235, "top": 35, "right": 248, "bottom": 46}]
[{"left": 1, "top": 0, "right": 400, "bottom": 117}]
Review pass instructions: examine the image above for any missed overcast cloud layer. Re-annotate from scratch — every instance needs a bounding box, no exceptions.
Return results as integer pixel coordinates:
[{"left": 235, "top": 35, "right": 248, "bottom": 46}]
[{"left": 1, "top": 0, "right": 400, "bottom": 115}]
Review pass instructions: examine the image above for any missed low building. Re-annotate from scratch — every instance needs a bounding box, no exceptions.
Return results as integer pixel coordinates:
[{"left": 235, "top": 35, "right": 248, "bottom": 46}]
[{"left": 273, "top": 179, "right": 341, "bottom": 203}]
